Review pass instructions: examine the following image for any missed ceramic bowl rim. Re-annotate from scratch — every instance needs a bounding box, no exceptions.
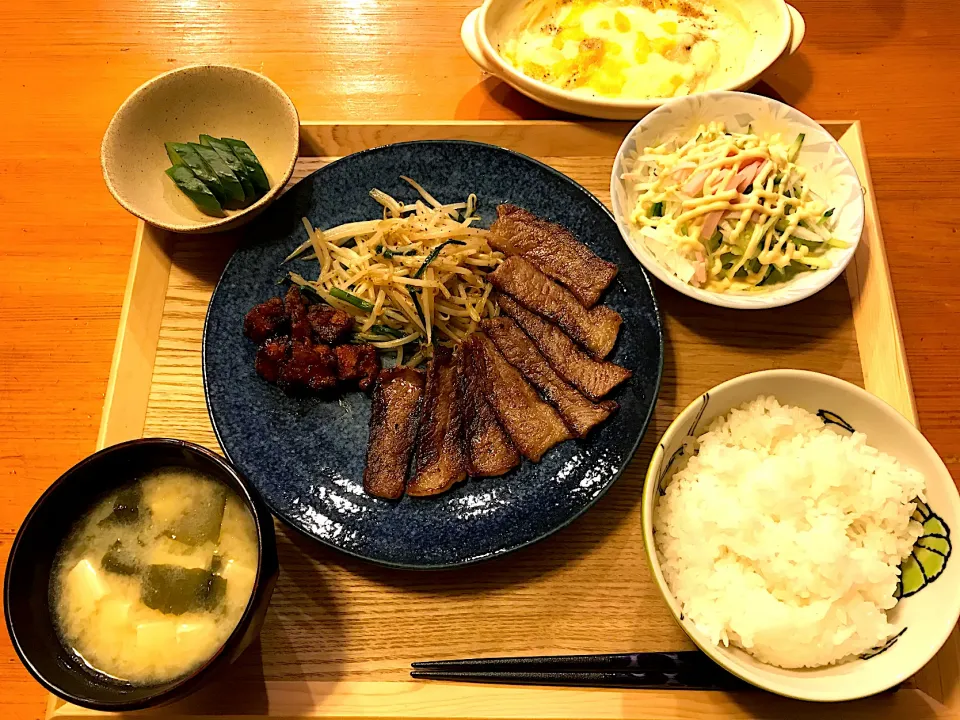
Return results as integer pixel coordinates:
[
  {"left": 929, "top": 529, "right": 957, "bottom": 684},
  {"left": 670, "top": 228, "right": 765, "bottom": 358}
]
[
  {"left": 100, "top": 64, "right": 300, "bottom": 233},
  {"left": 641, "top": 369, "right": 960, "bottom": 701},
  {"left": 3, "top": 437, "right": 274, "bottom": 711}
]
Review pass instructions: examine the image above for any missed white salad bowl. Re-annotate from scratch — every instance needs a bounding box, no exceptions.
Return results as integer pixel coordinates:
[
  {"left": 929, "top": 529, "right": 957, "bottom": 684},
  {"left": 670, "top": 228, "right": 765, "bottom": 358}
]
[
  {"left": 461, "top": 0, "right": 805, "bottom": 120},
  {"left": 611, "top": 91, "right": 866, "bottom": 309},
  {"left": 642, "top": 370, "right": 960, "bottom": 702}
]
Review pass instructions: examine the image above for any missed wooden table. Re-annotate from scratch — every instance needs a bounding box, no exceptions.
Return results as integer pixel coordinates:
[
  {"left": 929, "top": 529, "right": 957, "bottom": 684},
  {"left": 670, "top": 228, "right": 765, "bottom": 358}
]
[{"left": 1, "top": 1, "right": 957, "bottom": 718}]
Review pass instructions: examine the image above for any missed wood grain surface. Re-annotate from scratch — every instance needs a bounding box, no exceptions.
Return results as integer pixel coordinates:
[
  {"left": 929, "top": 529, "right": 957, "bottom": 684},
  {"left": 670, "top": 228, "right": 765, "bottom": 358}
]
[
  {"left": 51, "top": 132, "right": 874, "bottom": 719},
  {"left": 135, "top": 148, "right": 865, "bottom": 689},
  {"left": 1, "top": 1, "right": 959, "bottom": 718}
]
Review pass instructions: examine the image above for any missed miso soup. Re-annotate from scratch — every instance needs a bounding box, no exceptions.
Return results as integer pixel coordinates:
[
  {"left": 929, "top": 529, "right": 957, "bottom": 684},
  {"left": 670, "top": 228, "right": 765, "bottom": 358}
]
[{"left": 49, "top": 467, "right": 259, "bottom": 685}]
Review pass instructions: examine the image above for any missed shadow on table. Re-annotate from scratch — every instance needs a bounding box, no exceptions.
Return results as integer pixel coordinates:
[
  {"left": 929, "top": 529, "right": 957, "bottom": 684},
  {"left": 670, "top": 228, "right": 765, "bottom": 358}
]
[
  {"left": 662, "top": 274, "right": 856, "bottom": 355},
  {"left": 454, "top": 56, "right": 821, "bottom": 122},
  {"left": 455, "top": 75, "right": 571, "bottom": 120},
  {"left": 124, "top": 557, "right": 346, "bottom": 718},
  {"left": 126, "top": 618, "right": 343, "bottom": 718}
]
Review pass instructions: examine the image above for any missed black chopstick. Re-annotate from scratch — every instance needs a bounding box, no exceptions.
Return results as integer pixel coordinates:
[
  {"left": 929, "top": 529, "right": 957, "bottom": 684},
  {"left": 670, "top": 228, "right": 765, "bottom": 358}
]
[{"left": 411, "top": 651, "right": 750, "bottom": 691}]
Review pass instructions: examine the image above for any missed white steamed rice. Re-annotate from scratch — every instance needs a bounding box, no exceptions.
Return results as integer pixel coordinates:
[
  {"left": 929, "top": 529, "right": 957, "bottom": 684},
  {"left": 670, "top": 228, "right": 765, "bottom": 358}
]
[{"left": 654, "top": 395, "right": 925, "bottom": 669}]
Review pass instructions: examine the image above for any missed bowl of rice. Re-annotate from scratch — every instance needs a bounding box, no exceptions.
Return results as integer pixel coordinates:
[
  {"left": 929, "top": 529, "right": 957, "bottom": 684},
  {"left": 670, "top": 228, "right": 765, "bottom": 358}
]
[{"left": 643, "top": 369, "right": 960, "bottom": 701}]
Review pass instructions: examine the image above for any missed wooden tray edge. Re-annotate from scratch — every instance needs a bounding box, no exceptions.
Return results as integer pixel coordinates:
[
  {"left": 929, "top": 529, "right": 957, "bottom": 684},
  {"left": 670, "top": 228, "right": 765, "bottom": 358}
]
[
  {"left": 840, "top": 121, "right": 918, "bottom": 425},
  {"left": 96, "top": 221, "right": 172, "bottom": 450},
  {"left": 52, "top": 120, "right": 950, "bottom": 719},
  {"left": 47, "top": 683, "right": 957, "bottom": 720}
]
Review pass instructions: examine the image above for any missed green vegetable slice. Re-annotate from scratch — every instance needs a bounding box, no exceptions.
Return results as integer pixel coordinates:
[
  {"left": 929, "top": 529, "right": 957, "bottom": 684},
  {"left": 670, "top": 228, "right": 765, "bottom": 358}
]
[
  {"left": 409, "top": 289, "right": 427, "bottom": 334},
  {"left": 163, "top": 483, "right": 226, "bottom": 545},
  {"left": 295, "top": 283, "right": 323, "bottom": 301},
  {"left": 98, "top": 485, "right": 141, "bottom": 526},
  {"left": 705, "top": 231, "right": 723, "bottom": 254},
  {"left": 330, "top": 287, "right": 374, "bottom": 311},
  {"left": 787, "top": 133, "right": 805, "bottom": 163},
  {"left": 101, "top": 541, "right": 139, "bottom": 576},
  {"left": 165, "top": 142, "right": 226, "bottom": 203},
  {"left": 165, "top": 166, "right": 224, "bottom": 216},
  {"left": 368, "top": 324, "right": 404, "bottom": 338},
  {"left": 413, "top": 239, "right": 466, "bottom": 279},
  {"left": 189, "top": 142, "right": 245, "bottom": 206},
  {"left": 141, "top": 565, "right": 226, "bottom": 615},
  {"left": 376, "top": 245, "right": 418, "bottom": 259},
  {"left": 200, "top": 135, "right": 258, "bottom": 202},
  {"left": 223, "top": 137, "right": 270, "bottom": 192}
]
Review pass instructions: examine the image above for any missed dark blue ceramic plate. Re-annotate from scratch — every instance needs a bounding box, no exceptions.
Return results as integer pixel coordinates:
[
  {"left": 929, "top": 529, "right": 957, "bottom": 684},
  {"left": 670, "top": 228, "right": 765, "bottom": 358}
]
[{"left": 203, "top": 141, "right": 663, "bottom": 569}]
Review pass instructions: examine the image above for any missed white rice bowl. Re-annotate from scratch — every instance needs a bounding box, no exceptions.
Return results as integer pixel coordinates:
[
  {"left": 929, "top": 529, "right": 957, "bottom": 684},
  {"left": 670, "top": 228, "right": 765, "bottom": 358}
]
[{"left": 654, "top": 395, "right": 925, "bottom": 670}]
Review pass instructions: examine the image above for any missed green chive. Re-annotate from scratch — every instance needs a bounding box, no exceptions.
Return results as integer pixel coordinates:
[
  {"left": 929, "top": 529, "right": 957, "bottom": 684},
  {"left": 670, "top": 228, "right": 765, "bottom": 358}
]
[
  {"left": 409, "top": 289, "right": 427, "bottom": 333},
  {"left": 330, "top": 287, "right": 374, "bottom": 311},
  {"left": 376, "top": 245, "right": 418, "bottom": 259},
  {"left": 368, "top": 324, "right": 404, "bottom": 338},
  {"left": 410, "top": 289, "right": 427, "bottom": 327},
  {"left": 297, "top": 283, "right": 322, "bottom": 300},
  {"left": 413, "top": 240, "right": 466, "bottom": 279}
]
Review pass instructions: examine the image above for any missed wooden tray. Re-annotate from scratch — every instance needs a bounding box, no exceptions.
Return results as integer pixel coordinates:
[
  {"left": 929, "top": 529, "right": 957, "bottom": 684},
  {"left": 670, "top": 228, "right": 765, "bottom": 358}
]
[{"left": 48, "top": 121, "right": 959, "bottom": 719}]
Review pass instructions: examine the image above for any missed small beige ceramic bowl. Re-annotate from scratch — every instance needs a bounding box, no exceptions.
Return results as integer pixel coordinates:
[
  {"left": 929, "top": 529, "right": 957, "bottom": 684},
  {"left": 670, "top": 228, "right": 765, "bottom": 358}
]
[
  {"left": 461, "top": 0, "right": 805, "bottom": 119},
  {"left": 102, "top": 65, "right": 300, "bottom": 233}
]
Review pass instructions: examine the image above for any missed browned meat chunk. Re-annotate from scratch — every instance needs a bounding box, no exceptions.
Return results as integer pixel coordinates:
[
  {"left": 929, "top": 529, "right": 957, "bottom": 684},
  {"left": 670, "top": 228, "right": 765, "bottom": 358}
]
[
  {"left": 335, "top": 344, "right": 380, "bottom": 391},
  {"left": 284, "top": 285, "right": 312, "bottom": 341},
  {"left": 277, "top": 340, "right": 338, "bottom": 392},
  {"left": 308, "top": 305, "right": 354, "bottom": 344},
  {"left": 467, "top": 334, "right": 571, "bottom": 462},
  {"left": 254, "top": 337, "right": 290, "bottom": 383},
  {"left": 482, "top": 317, "right": 618, "bottom": 438},
  {"left": 244, "top": 297, "right": 288, "bottom": 344},
  {"left": 363, "top": 368, "right": 425, "bottom": 500},
  {"left": 496, "top": 294, "right": 632, "bottom": 400},
  {"left": 488, "top": 256, "right": 621, "bottom": 359},
  {"left": 461, "top": 339, "right": 520, "bottom": 477},
  {"left": 489, "top": 204, "right": 618, "bottom": 307},
  {"left": 407, "top": 346, "right": 467, "bottom": 496}
]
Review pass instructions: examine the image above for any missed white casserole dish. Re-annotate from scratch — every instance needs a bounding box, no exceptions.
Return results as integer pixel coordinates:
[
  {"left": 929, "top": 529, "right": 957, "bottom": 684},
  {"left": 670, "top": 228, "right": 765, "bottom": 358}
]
[{"left": 461, "top": 0, "right": 805, "bottom": 119}]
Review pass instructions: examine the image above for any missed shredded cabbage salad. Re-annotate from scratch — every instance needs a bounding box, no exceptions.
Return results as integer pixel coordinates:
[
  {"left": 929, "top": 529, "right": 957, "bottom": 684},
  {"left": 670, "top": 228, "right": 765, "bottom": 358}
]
[{"left": 623, "top": 122, "right": 846, "bottom": 292}]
